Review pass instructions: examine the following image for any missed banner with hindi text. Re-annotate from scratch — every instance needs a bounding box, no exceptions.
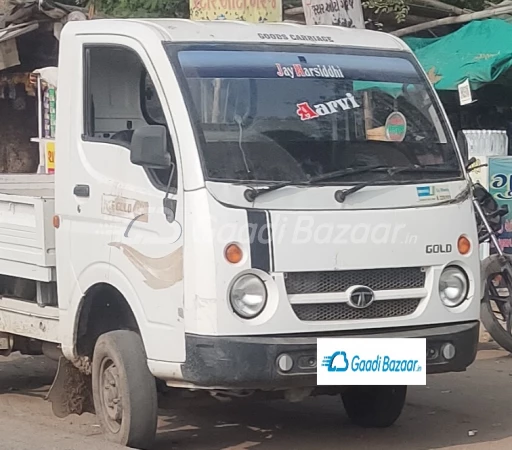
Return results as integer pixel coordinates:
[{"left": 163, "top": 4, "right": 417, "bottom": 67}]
[
  {"left": 489, "top": 157, "right": 512, "bottom": 255},
  {"left": 190, "top": 0, "right": 283, "bottom": 23},
  {"left": 302, "top": 0, "right": 364, "bottom": 29}
]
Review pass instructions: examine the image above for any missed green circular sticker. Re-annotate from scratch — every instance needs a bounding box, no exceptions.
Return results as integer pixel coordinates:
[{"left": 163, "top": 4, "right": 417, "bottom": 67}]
[{"left": 385, "top": 112, "right": 407, "bottom": 142}]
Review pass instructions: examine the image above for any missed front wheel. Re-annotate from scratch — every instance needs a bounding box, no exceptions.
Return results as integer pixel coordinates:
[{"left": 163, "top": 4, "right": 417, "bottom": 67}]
[
  {"left": 341, "top": 385, "right": 407, "bottom": 428},
  {"left": 92, "top": 330, "right": 158, "bottom": 449}
]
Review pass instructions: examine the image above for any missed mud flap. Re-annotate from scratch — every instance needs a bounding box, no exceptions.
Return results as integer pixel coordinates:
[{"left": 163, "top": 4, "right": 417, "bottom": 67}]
[{"left": 46, "top": 357, "right": 94, "bottom": 417}]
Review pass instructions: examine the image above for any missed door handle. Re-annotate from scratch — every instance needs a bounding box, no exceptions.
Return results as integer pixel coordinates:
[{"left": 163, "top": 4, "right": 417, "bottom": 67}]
[{"left": 73, "top": 184, "right": 90, "bottom": 197}]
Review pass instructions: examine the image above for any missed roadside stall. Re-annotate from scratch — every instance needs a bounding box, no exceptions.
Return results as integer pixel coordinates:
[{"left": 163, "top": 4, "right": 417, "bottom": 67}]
[
  {"left": 401, "top": 19, "right": 512, "bottom": 257},
  {"left": 30, "top": 66, "right": 57, "bottom": 174},
  {"left": 402, "top": 19, "right": 512, "bottom": 142},
  {"left": 0, "top": 0, "right": 86, "bottom": 175}
]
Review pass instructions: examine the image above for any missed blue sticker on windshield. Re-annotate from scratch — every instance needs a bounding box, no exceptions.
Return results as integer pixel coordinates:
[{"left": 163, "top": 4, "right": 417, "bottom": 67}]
[
  {"left": 417, "top": 186, "right": 435, "bottom": 200},
  {"left": 416, "top": 186, "right": 451, "bottom": 201}
]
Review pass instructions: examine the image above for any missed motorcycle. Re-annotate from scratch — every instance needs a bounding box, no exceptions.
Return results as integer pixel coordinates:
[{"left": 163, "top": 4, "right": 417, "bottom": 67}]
[{"left": 467, "top": 157, "right": 512, "bottom": 352}]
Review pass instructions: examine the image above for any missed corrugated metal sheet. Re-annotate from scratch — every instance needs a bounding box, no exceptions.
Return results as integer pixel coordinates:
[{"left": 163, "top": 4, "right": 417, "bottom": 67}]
[
  {"left": 0, "top": 0, "right": 10, "bottom": 15},
  {"left": 1, "top": 1, "right": 77, "bottom": 28},
  {"left": 0, "top": 21, "right": 38, "bottom": 43}
]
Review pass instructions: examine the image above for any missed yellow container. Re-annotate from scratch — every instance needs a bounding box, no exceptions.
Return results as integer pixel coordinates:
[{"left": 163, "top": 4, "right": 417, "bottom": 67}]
[{"left": 45, "top": 141, "right": 55, "bottom": 174}]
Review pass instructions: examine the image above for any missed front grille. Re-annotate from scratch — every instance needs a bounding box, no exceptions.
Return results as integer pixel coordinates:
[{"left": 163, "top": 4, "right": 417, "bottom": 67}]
[
  {"left": 285, "top": 267, "right": 425, "bottom": 295},
  {"left": 292, "top": 299, "right": 421, "bottom": 321}
]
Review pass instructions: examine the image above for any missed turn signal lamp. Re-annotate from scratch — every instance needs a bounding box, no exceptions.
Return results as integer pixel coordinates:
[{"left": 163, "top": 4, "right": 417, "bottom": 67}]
[
  {"left": 225, "top": 243, "right": 243, "bottom": 264},
  {"left": 457, "top": 235, "right": 471, "bottom": 255}
]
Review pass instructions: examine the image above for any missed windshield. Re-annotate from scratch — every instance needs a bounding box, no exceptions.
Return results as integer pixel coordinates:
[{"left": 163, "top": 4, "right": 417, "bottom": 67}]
[{"left": 163, "top": 45, "right": 462, "bottom": 185}]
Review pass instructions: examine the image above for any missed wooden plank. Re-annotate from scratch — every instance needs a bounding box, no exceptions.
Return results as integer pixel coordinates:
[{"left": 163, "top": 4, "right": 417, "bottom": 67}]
[{"left": 392, "top": 5, "right": 512, "bottom": 36}]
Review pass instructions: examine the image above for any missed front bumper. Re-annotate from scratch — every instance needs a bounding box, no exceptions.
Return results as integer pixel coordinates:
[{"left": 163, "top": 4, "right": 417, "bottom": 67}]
[{"left": 180, "top": 321, "right": 479, "bottom": 389}]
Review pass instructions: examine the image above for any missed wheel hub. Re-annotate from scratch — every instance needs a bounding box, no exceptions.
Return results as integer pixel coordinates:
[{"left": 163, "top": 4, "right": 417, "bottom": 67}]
[{"left": 101, "top": 360, "right": 123, "bottom": 427}]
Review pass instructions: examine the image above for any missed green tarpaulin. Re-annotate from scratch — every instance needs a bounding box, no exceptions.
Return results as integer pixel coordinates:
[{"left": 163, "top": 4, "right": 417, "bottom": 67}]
[{"left": 402, "top": 19, "right": 512, "bottom": 91}]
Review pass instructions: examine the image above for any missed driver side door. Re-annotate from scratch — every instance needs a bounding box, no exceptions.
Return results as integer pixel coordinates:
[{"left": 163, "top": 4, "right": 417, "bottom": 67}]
[{"left": 80, "top": 39, "right": 185, "bottom": 363}]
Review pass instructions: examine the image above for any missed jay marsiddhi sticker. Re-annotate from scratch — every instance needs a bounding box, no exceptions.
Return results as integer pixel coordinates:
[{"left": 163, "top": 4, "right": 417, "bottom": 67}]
[{"left": 385, "top": 111, "right": 407, "bottom": 142}]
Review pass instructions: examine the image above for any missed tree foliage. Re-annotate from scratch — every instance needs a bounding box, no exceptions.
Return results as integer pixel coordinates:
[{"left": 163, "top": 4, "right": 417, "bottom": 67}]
[
  {"left": 444, "top": 0, "right": 486, "bottom": 11},
  {"left": 363, "top": 0, "right": 408, "bottom": 24},
  {"left": 362, "top": 0, "right": 486, "bottom": 25},
  {"left": 96, "top": 0, "right": 189, "bottom": 17},
  {"left": 60, "top": 0, "right": 189, "bottom": 18}
]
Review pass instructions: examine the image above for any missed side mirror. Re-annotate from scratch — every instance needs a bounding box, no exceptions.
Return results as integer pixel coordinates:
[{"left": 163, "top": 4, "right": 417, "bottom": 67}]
[
  {"left": 466, "top": 156, "right": 477, "bottom": 172},
  {"left": 130, "top": 125, "right": 171, "bottom": 169}
]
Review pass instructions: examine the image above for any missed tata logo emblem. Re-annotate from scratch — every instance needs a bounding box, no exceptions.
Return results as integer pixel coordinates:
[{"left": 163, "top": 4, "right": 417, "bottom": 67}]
[{"left": 347, "top": 286, "right": 375, "bottom": 309}]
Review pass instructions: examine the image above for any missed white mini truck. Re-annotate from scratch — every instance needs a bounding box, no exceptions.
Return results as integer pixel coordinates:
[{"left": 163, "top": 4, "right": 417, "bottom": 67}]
[{"left": 0, "top": 19, "right": 480, "bottom": 448}]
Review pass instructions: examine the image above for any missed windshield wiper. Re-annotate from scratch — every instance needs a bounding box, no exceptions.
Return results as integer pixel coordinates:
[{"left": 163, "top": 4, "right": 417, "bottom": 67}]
[
  {"left": 243, "top": 164, "right": 460, "bottom": 202},
  {"left": 334, "top": 165, "right": 460, "bottom": 203},
  {"left": 243, "top": 164, "right": 387, "bottom": 202}
]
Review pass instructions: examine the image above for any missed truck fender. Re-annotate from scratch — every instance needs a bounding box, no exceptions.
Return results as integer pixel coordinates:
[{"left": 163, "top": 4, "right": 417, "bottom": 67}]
[{"left": 59, "top": 263, "right": 149, "bottom": 362}]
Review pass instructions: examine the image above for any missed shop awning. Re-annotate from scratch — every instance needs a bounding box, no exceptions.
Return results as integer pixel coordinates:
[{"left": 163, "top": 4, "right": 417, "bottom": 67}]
[{"left": 403, "top": 19, "right": 512, "bottom": 91}]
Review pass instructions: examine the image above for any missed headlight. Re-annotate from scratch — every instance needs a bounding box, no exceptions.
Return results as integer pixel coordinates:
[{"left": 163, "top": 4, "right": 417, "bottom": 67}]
[
  {"left": 229, "top": 274, "right": 267, "bottom": 319},
  {"left": 439, "top": 266, "right": 469, "bottom": 308}
]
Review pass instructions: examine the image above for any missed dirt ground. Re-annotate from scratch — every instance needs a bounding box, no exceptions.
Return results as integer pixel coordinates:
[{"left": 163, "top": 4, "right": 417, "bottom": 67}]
[{"left": 1, "top": 340, "right": 512, "bottom": 450}]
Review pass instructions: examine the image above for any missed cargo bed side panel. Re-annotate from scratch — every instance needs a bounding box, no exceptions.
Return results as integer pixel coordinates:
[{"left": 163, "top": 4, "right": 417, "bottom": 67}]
[{"left": 0, "top": 192, "right": 55, "bottom": 281}]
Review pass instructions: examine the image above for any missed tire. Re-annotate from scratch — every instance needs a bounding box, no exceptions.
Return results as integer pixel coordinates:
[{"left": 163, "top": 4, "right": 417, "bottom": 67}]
[
  {"left": 481, "top": 255, "right": 512, "bottom": 353},
  {"left": 341, "top": 385, "right": 407, "bottom": 428},
  {"left": 92, "top": 330, "right": 158, "bottom": 449}
]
